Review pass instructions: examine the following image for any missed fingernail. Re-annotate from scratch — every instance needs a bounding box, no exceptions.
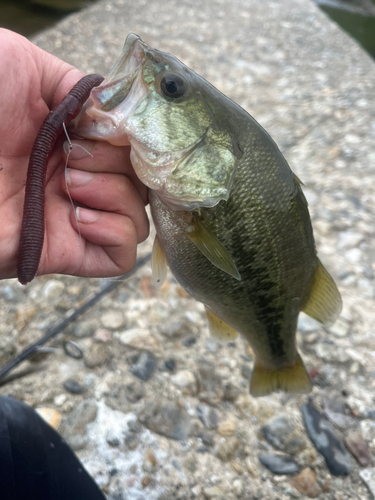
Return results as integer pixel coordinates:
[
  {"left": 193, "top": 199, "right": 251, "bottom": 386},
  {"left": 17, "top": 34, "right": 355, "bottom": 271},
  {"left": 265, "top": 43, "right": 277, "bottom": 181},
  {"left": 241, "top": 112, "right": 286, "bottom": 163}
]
[
  {"left": 66, "top": 168, "right": 94, "bottom": 187},
  {"left": 76, "top": 207, "right": 99, "bottom": 223},
  {"left": 63, "top": 140, "right": 94, "bottom": 159}
]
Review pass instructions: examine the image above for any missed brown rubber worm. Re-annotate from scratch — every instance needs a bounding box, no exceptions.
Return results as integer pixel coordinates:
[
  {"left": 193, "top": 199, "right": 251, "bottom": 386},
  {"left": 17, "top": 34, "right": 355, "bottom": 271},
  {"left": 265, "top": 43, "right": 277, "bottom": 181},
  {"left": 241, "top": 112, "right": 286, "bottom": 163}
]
[{"left": 17, "top": 74, "right": 104, "bottom": 285}]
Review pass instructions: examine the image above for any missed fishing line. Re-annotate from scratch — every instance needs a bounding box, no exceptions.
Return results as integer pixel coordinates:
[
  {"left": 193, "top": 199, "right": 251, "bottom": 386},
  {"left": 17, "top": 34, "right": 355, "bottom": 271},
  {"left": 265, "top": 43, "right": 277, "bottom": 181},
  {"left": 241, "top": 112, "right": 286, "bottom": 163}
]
[
  {"left": 62, "top": 122, "right": 94, "bottom": 279},
  {"left": 0, "top": 253, "right": 151, "bottom": 385}
]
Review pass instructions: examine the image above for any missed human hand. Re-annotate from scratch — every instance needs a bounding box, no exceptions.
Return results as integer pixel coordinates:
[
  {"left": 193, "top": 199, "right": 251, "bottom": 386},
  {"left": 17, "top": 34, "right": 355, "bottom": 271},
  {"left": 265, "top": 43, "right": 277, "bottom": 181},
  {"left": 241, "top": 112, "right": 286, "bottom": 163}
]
[{"left": 0, "top": 29, "right": 149, "bottom": 281}]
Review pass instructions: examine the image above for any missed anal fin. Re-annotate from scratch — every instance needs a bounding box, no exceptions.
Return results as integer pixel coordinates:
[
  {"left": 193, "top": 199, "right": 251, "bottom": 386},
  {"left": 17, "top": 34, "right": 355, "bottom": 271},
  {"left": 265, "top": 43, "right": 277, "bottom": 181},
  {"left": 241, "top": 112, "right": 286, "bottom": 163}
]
[
  {"left": 250, "top": 353, "right": 311, "bottom": 397},
  {"left": 205, "top": 307, "right": 238, "bottom": 342},
  {"left": 302, "top": 259, "right": 342, "bottom": 326},
  {"left": 151, "top": 235, "right": 167, "bottom": 290}
]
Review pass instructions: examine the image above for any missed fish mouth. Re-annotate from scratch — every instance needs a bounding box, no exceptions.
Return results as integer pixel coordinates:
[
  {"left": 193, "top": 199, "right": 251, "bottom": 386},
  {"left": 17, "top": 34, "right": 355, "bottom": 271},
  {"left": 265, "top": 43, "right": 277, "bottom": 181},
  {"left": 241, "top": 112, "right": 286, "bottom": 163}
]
[
  {"left": 71, "top": 34, "right": 148, "bottom": 145},
  {"left": 91, "top": 34, "right": 146, "bottom": 112}
]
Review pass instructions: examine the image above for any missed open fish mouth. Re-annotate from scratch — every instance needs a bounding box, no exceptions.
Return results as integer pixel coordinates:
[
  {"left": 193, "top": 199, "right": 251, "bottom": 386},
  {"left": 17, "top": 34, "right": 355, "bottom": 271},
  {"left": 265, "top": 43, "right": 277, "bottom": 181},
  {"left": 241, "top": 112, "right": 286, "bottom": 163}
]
[
  {"left": 71, "top": 34, "right": 148, "bottom": 145},
  {"left": 90, "top": 34, "right": 145, "bottom": 112}
]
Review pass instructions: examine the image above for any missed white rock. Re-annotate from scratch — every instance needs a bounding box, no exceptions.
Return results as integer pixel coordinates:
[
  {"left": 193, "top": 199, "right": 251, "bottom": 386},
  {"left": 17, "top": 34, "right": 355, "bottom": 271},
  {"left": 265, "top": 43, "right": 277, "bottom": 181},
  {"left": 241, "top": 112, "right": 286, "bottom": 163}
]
[
  {"left": 233, "top": 479, "right": 243, "bottom": 495},
  {"left": 42, "top": 279, "right": 65, "bottom": 298},
  {"left": 171, "top": 370, "right": 197, "bottom": 392},
  {"left": 360, "top": 468, "right": 375, "bottom": 498},
  {"left": 100, "top": 310, "right": 125, "bottom": 329},
  {"left": 119, "top": 327, "right": 150, "bottom": 344},
  {"left": 328, "top": 317, "right": 350, "bottom": 337},
  {"left": 54, "top": 394, "right": 67, "bottom": 406}
]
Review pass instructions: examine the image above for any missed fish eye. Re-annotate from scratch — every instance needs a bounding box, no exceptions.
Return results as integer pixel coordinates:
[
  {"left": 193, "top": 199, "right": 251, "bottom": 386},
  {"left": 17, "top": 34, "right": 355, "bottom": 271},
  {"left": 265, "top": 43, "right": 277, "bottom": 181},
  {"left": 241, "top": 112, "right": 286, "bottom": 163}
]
[{"left": 160, "top": 73, "right": 187, "bottom": 98}]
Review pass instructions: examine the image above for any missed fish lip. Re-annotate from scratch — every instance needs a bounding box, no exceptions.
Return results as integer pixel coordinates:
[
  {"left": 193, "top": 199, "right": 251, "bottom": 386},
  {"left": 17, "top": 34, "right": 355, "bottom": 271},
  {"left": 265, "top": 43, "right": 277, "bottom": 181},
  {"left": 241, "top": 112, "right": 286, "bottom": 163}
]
[{"left": 90, "top": 34, "right": 146, "bottom": 111}]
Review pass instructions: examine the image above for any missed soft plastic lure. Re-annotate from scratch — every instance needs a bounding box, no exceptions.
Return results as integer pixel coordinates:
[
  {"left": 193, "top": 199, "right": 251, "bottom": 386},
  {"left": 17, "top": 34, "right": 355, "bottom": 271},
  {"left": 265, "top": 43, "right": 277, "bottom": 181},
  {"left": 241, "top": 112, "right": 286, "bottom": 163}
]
[{"left": 17, "top": 74, "right": 104, "bottom": 285}]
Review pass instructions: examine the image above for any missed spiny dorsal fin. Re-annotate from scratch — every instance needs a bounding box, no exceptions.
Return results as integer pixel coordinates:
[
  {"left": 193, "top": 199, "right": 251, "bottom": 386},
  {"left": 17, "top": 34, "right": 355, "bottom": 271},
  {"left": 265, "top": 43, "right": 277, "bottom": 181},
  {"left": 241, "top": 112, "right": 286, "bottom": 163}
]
[
  {"left": 205, "top": 306, "right": 238, "bottom": 341},
  {"left": 294, "top": 173, "right": 305, "bottom": 186},
  {"left": 250, "top": 353, "right": 311, "bottom": 397},
  {"left": 186, "top": 215, "right": 241, "bottom": 281},
  {"left": 302, "top": 259, "right": 342, "bottom": 326},
  {"left": 151, "top": 235, "right": 167, "bottom": 289}
]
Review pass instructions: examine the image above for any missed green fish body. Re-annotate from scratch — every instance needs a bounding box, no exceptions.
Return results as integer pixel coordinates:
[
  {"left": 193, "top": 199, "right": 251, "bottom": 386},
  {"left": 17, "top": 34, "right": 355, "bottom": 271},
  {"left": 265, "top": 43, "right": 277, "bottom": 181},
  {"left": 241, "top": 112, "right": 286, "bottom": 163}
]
[{"left": 74, "top": 34, "right": 342, "bottom": 396}]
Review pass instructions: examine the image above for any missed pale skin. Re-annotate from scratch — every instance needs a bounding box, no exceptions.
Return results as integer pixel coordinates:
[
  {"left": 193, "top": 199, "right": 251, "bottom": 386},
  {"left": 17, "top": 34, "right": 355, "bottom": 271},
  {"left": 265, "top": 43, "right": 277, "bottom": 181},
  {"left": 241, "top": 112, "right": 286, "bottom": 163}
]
[{"left": 0, "top": 29, "right": 149, "bottom": 281}]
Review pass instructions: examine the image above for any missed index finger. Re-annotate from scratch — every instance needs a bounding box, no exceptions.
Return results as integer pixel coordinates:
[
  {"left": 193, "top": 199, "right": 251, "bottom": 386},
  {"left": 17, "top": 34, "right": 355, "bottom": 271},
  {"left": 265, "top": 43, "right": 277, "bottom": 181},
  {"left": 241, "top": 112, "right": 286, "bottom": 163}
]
[{"left": 63, "top": 139, "right": 148, "bottom": 204}]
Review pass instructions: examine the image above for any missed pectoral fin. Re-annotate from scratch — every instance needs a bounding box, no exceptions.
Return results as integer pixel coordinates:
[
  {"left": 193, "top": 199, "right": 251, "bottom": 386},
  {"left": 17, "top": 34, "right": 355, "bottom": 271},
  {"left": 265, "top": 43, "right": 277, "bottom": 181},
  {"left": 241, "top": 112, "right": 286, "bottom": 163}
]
[
  {"left": 186, "top": 215, "right": 241, "bottom": 281},
  {"left": 302, "top": 259, "right": 342, "bottom": 326},
  {"left": 205, "top": 307, "right": 238, "bottom": 341},
  {"left": 250, "top": 353, "right": 311, "bottom": 397},
  {"left": 151, "top": 235, "right": 167, "bottom": 289}
]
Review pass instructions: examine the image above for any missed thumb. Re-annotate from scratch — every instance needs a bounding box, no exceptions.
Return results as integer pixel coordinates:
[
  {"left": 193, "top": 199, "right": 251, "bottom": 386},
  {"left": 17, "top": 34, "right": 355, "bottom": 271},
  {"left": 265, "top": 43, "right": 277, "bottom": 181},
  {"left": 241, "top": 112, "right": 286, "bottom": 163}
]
[{"left": 33, "top": 41, "right": 86, "bottom": 108}]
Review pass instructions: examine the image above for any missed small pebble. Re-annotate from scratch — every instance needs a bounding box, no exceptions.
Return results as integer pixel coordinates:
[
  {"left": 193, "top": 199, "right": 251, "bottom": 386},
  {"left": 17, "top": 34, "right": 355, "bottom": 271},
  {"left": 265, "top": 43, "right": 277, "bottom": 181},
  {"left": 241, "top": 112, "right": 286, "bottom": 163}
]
[
  {"left": 203, "top": 486, "right": 225, "bottom": 498},
  {"left": 42, "top": 279, "right": 65, "bottom": 298},
  {"left": 196, "top": 404, "right": 218, "bottom": 429},
  {"left": 301, "top": 403, "right": 351, "bottom": 476},
  {"left": 124, "top": 381, "right": 146, "bottom": 403},
  {"left": 84, "top": 343, "right": 109, "bottom": 368},
  {"left": 183, "top": 336, "right": 197, "bottom": 347},
  {"left": 328, "top": 317, "right": 350, "bottom": 337},
  {"left": 164, "top": 358, "right": 177, "bottom": 372},
  {"left": 259, "top": 452, "right": 300, "bottom": 475},
  {"left": 345, "top": 431, "right": 372, "bottom": 467},
  {"left": 290, "top": 468, "right": 321, "bottom": 498},
  {"left": 171, "top": 370, "right": 197, "bottom": 393},
  {"left": 63, "top": 379, "right": 86, "bottom": 395},
  {"left": 130, "top": 351, "right": 157, "bottom": 381},
  {"left": 54, "top": 394, "right": 67, "bottom": 407},
  {"left": 217, "top": 437, "right": 240, "bottom": 462},
  {"left": 36, "top": 408, "right": 62, "bottom": 430},
  {"left": 100, "top": 310, "right": 125, "bottom": 329},
  {"left": 125, "top": 433, "right": 139, "bottom": 450},
  {"left": 143, "top": 448, "right": 158, "bottom": 471},
  {"left": 94, "top": 329, "right": 112, "bottom": 342},
  {"left": 139, "top": 400, "right": 191, "bottom": 440},
  {"left": 263, "top": 414, "right": 306, "bottom": 455},
  {"left": 230, "top": 460, "right": 245, "bottom": 474},
  {"left": 217, "top": 417, "right": 237, "bottom": 437},
  {"left": 106, "top": 429, "right": 121, "bottom": 447},
  {"left": 73, "top": 320, "right": 98, "bottom": 338},
  {"left": 233, "top": 479, "right": 243, "bottom": 494},
  {"left": 360, "top": 468, "right": 375, "bottom": 498},
  {"left": 141, "top": 475, "right": 151, "bottom": 488}
]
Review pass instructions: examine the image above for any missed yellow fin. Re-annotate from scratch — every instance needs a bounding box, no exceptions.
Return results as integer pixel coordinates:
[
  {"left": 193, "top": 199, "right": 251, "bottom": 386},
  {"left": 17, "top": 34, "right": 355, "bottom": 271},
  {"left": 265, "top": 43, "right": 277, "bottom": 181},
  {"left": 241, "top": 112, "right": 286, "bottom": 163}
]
[
  {"left": 250, "top": 353, "right": 311, "bottom": 397},
  {"left": 187, "top": 215, "right": 241, "bottom": 281},
  {"left": 205, "top": 307, "right": 238, "bottom": 341},
  {"left": 151, "top": 235, "right": 167, "bottom": 289},
  {"left": 302, "top": 259, "right": 342, "bottom": 326}
]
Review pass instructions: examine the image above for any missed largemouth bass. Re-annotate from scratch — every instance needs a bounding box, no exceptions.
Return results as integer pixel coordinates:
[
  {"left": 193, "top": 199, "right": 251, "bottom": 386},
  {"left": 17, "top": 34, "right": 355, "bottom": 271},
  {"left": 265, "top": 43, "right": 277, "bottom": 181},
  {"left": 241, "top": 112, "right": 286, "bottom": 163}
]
[{"left": 73, "top": 34, "right": 342, "bottom": 396}]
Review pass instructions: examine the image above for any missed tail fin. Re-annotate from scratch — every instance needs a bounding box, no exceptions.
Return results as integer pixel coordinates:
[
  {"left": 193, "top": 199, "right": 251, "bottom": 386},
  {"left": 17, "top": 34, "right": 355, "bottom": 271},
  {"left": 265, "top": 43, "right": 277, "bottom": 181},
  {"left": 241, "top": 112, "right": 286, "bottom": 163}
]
[{"left": 250, "top": 353, "right": 311, "bottom": 397}]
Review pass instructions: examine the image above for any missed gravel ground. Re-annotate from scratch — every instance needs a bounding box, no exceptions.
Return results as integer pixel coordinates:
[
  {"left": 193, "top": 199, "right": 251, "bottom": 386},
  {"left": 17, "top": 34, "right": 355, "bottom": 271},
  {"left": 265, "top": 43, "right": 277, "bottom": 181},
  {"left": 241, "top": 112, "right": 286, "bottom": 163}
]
[{"left": 1, "top": 0, "right": 375, "bottom": 499}]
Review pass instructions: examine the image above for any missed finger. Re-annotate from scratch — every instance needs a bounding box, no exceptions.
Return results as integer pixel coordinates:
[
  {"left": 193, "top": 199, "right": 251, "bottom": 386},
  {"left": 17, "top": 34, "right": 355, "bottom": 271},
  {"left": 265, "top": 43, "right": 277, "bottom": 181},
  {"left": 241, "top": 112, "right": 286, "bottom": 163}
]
[
  {"left": 71, "top": 208, "right": 137, "bottom": 277},
  {"left": 62, "top": 168, "right": 149, "bottom": 243},
  {"left": 63, "top": 140, "right": 148, "bottom": 204}
]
